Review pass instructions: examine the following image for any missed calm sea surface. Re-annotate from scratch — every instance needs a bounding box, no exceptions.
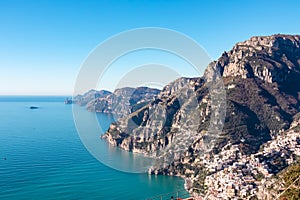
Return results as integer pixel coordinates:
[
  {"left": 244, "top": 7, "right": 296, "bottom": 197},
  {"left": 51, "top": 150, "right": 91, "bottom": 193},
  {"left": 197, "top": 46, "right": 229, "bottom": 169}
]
[{"left": 0, "top": 96, "right": 184, "bottom": 199}]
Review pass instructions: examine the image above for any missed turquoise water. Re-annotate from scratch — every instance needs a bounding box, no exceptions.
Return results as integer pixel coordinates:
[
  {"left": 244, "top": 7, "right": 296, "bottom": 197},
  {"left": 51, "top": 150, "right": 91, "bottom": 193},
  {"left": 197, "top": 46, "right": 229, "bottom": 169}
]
[{"left": 0, "top": 96, "right": 184, "bottom": 199}]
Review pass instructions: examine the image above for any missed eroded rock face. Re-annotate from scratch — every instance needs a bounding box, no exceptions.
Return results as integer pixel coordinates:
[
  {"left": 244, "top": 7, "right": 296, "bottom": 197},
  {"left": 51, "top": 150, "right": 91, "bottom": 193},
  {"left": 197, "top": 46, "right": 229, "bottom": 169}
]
[
  {"left": 103, "top": 77, "right": 205, "bottom": 157},
  {"left": 205, "top": 34, "right": 300, "bottom": 83},
  {"left": 104, "top": 34, "right": 300, "bottom": 157},
  {"left": 102, "top": 34, "right": 300, "bottom": 198},
  {"left": 73, "top": 89, "right": 111, "bottom": 106},
  {"left": 76, "top": 87, "right": 160, "bottom": 118}
]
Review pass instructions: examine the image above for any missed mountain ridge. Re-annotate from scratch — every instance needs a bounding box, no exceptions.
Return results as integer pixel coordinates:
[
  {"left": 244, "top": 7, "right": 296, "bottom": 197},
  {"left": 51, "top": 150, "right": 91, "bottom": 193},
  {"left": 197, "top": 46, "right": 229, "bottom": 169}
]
[
  {"left": 102, "top": 34, "right": 300, "bottom": 199},
  {"left": 74, "top": 86, "right": 160, "bottom": 117}
]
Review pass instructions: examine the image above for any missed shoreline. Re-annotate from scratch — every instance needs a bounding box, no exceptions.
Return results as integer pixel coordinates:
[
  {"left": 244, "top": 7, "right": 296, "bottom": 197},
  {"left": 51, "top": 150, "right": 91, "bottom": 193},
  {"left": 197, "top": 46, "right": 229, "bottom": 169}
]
[{"left": 102, "top": 134, "right": 193, "bottom": 197}]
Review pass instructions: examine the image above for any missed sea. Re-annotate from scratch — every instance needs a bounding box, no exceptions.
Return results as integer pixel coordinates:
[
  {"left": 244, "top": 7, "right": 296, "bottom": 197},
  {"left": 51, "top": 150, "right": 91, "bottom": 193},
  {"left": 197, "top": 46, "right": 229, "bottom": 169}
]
[{"left": 0, "top": 96, "right": 185, "bottom": 200}]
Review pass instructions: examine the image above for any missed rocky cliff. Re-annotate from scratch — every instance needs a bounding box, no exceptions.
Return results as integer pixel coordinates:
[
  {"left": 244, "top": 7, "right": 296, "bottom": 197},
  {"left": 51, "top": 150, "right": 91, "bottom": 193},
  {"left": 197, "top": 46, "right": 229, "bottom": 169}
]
[
  {"left": 75, "top": 87, "right": 160, "bottom": 118},
  {"left": 102, "top": 34, "right": 300, "bottom": 199},
  {"left": 205, "top": 34, "right": 300, "bottom": 82},
  {"left": 73, "top": 89, "right": 111, "bottom": 106},
  {"left": 104, "top": 34, "right": 300, "bottom": 153},
  {"left": 103, "top": 77, "right": 206, "bottom": 154}
]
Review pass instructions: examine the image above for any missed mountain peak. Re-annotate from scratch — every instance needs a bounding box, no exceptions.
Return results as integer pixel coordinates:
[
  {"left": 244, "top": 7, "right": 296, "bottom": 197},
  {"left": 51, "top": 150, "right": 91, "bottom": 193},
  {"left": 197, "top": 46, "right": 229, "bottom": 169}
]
[
  {"left": 236, "top": 34, "right": 300, "bottom": 49},
  {"left": 205, "top": 34, "right": 300, "bottom": 84}
]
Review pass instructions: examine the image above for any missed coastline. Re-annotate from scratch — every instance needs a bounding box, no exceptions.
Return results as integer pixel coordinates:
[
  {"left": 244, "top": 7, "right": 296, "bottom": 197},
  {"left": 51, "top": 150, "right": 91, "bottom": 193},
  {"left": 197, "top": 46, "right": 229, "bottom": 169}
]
[
  {"left": 0, "top": 99, "right": 185, "bottom": 199},
  {"left": 101, "top": 133, "right": 192, "bottom": 197}
]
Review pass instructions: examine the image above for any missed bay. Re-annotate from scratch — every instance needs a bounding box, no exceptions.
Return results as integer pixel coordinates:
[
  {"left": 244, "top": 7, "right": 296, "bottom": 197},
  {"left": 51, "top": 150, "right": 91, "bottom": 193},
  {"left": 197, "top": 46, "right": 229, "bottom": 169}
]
[{"left": 0, "top": 96, "right": 184, "bottom": 200}]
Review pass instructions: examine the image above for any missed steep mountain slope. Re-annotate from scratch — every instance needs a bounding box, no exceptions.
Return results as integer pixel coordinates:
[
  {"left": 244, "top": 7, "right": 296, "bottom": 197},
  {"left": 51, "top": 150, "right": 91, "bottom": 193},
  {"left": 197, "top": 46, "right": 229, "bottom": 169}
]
[
  {"left": 102, "top": 34, "right": 300, "bottom": 199},
  {"left": 104, "top": 34, "right": 300, "bottom": 153},
  {"left": 75, "top": 87, "right": 160, "bottom": 117},
  {"left": 73, "top": 89, "right": 111, "bottom": 106}
]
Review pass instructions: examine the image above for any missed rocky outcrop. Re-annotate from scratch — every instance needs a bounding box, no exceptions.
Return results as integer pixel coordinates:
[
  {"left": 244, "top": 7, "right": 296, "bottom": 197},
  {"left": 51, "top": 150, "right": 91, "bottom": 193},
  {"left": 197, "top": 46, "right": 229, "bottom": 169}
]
[
  {"left": 205, "top": 34, "right": 300, "bottom": 83},
  {"left": 86, "top": 87, "right": 160, "bottom": 117},
  {"left": 103, "top": 77, "right": 205, "bottom": 156},
  {"left": 74, "top": 87, "right": 160, "bottom": 118},
  {"left": 102, "top": 34, "right": 300, "bottom": 199},
  {"left": 104, "top": 34, "right": 300, "bottom": 152},
  {"left": 73, "top": 89, "right": 111, "bottom": 106}
]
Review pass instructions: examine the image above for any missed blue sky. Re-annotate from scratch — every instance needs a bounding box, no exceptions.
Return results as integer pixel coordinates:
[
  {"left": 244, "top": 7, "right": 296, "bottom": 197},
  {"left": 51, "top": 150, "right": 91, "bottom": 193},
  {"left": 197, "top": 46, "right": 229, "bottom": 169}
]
[{"left": 1, "top": 0, "right": 300, "bottom": 95}]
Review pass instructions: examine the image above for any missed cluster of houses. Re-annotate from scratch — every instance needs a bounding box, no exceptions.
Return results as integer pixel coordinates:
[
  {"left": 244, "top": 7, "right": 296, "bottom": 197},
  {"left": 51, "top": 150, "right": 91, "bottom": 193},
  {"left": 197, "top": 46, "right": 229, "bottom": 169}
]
[{"left": 194, "top": 130, "right": 300, "bottom": 199}]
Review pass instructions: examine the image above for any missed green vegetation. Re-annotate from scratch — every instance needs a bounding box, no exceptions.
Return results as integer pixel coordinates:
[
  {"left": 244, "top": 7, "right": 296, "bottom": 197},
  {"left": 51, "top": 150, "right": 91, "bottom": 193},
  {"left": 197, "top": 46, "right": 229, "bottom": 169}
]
[
  {"left": 279, "top": 162, "right": 300, "bottom": 200},
  {"left": 254, "top": 172, "right": 265, "bottom": 181}
]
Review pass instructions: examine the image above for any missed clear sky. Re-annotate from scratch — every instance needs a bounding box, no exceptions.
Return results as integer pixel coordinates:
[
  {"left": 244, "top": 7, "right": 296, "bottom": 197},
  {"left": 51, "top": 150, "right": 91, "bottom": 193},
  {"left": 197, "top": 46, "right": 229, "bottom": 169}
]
[{"left": 1, "top": 0, "right": 300, "bottom": 95}]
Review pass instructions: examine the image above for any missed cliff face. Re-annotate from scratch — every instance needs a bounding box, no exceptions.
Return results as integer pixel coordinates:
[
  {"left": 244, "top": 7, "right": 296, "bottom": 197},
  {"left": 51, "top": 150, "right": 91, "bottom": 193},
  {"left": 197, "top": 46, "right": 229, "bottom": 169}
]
[
  {"left": 205, "top": 35, "right": 300, "bottom": 82},
  {"left": 86, "top": 87, "right": 160, "bottom": 117},
  {"left": 74, "top": 87, "right": 160, "bottom": 118},
  {"left": 104, "top": 34, "right": 300, "bottom": 153},
  {"left": 73, "top": 89, "right": 111, "bottom": 106},
  {"left": 102, "top": 34, "right": 300, "bottom": 199},
  {"left": 104, "top": 77, "right": 205, "bottom": 156}
]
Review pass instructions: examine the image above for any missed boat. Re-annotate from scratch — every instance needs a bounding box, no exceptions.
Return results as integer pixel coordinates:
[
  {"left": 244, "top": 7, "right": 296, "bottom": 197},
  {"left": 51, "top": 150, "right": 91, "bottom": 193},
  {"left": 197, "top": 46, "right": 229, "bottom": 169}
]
[{"left": 30, "top": 106, "right": 39, "bottom": 109}]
